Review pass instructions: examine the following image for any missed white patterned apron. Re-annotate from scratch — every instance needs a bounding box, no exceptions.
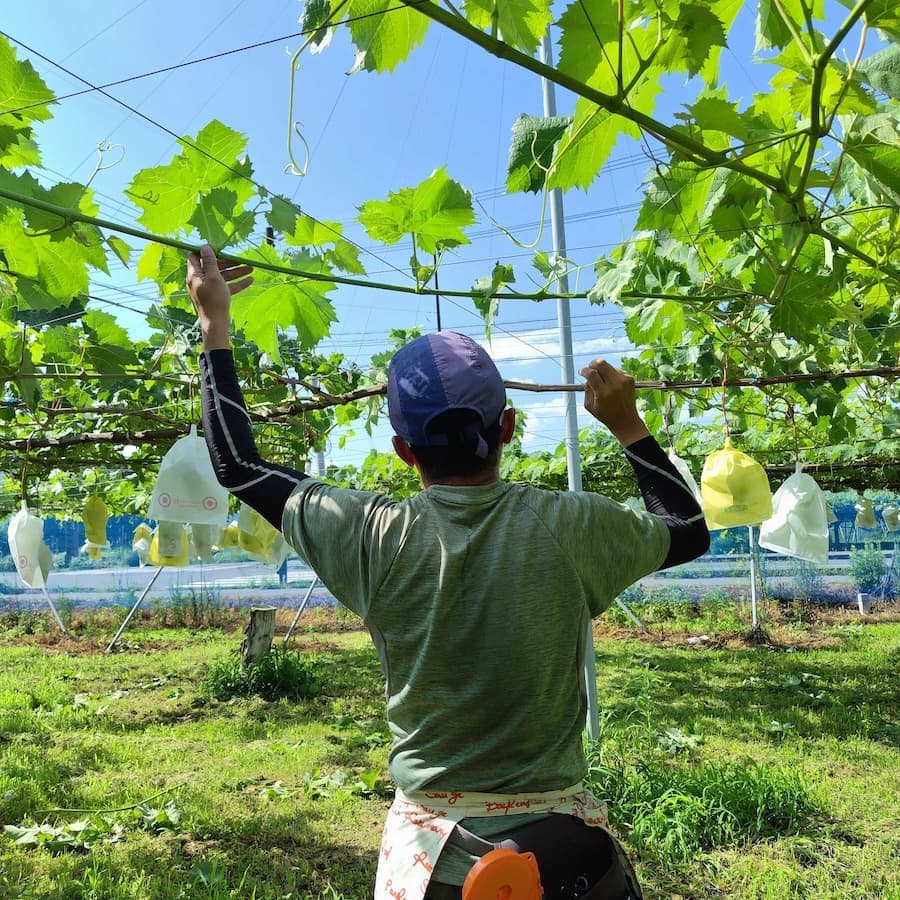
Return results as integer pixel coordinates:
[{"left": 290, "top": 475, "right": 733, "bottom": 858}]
[{"left": 374, "top": 783, "right": 608, "bottom": 898}]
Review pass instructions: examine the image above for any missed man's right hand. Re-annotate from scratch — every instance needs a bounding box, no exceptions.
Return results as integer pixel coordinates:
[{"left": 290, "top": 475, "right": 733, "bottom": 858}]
[
  {"left": 579, "top": 359, "right": 651, "bottom": 448},
  {"left": 186, "top": 244, "right": 254, "bottom": 351}
]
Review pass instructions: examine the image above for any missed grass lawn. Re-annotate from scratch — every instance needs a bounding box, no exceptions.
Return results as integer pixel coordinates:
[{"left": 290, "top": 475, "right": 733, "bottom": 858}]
[{"left": 0, "top": 601, "right": 897, "bottom": 899}]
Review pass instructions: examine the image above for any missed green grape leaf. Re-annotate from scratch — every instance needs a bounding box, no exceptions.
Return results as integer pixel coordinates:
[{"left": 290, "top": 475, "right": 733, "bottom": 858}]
[
  {"left": 472, "top": 261, "right": 515, "bottom": 297},
  {"left": 13, "top": 292, "right": 86, "bottom": 328},
  {"left": 0, "top": 36, "right": 55, "bottom": 125},
  {"left": 358, "top": 167, "right": 475, "bottom": 253},
  {"left": 548, "top": 103, "right": 619, "bottom": 191},
  {"left": 854, "top": 44, "right": 900, "bottom": 100},
  {"left": 324, "top": 241, "right": 365, "bottom": 275},
  {"left": 0, "top": 132, "right": 41, "bottom": 168},
  {"left": 24, "top": 182, "right": 98, "bottom": 236},
  {"left": 657, "top": 4, "right": 727, "bottom": 78},
  {"left": 286, "top": 213, "right": 345, "bottom": 248},
  {"left": 38, "top": 324, "right": 81, "bottom": 360},
  {"left": 347, "top": 0, "right": 429, "bottom": 73},
  {"left": 127, "top": 121, "right": 252, "bottom": 236},
  {"left": 267, "top": 196, "right": 299, "bottom": 237},
  {"left": 838, "top": 0, "right": 900, "bottom": 40},
  {"left": 300, "top": 0, "right": 334, "bottom": 49},
  {"left": 588, "top": 245, "right": 640, "bottom": 303},
  {"left": 81, "top": 310, "right": 134, "bottom": 374},
  {"left": 0, "top": 209, "right": 90, "bottom": 302},
  {"left": 687, "top": 93, "right": 749, "bottom": 141},
  {"left": 471, "top": 260, "right": 514, "bottom": 336},
  {"left": 770, "top": 291, "right": 822, "bottom": 344},
  {"left": 556, "top": 0, "right": 617, "bottom": 86},
  {"left": 462, "top": 0, "right": 553, "bottom": 55},
  {"left": 106, "top": 236, "right": 132, "bottom": 267},
  {"left": 842, "top": 112, "right": 900, "bottom": 202},
  {"left": 506, "top": 114, "right": 572, "bottom": 193},
  {"left": 532, "top": 249, "right": 553, "bottom": 279},
  {"left": 755, "top": 0, "right": 800, "bottom": 51},
  {"left": 230, "top": 247, "right": 337, "bottom": 361},
  {"left": 623, "top": 298, "right": 686, "bottom": 347},
  {"left": 136, "top": 243, "right": 186, "bottom": 299},
  {"left": 128, "top": 158, "right": 202, "bottom": 235},
  {"left": 188, "top": 187, "right": 242, "bottom": 249},
  {"left": 180, "top": 120, "right": 249, "bottom": 191},
  {"left": 473, "top": 294, "right": 500, "bottom": 338}
]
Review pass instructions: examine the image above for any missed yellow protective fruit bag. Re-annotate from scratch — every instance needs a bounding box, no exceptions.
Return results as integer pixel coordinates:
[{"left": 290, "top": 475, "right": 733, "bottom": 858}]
[
  {"left": 148, "top": 521, "right": 189, "bottom": 567},
  {"left": 82, "top": 495, "right": 110, "bottom": 559},
  {"left": 883, "top": 505, "right": 899, "bottom": 532},
  {"left": 238, "top": 503, "right": 289, "bottom": 565},
  {"left": 759, "top": 464, "right": 830, "bottom": 565},
  {"left": 220, "top": 520, "right": 240, "bottom": 548},
  {"left": 700, "top": 438, "right": 773, "bottom": 530}
]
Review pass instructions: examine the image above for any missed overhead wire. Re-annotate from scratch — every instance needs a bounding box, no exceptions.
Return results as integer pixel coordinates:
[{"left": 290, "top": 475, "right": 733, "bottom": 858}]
[
  {"left": 4, "top": 12, "right": 896, "bottom": 468},
  {"left": 0, "top": 24, "right": 415, "bottom": 285}
]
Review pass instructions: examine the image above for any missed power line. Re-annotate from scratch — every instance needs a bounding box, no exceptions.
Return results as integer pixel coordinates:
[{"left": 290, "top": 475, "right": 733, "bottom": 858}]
[
  {"left": 0, "top": 7, "right": 409, "bottom": 118},
  {"left": 0, "top": 25, "right": 414, "bottom": 285}
]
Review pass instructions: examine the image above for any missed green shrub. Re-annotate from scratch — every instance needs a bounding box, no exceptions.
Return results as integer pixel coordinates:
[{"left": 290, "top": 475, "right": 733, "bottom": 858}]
[
  {"left": 204, "top": 646, "right": 321, "bottom": 701},
  {"left": 849, "top": 546, "right": 885, "bottom": 594}
]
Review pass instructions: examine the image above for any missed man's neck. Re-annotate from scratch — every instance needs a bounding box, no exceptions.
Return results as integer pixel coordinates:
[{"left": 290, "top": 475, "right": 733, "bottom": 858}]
[{"left": 421, "top": 470, "right": 500, "bottom": 488}]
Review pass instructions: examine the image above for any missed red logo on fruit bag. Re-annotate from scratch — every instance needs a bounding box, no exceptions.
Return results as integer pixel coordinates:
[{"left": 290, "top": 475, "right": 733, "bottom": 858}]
[
  {"left": 18, "top": 555, "right": 28, "bottom": 570},
  {"left": 202, "top": 496, "right": 218, "bottom": 511},
  {"left": 157, "top": 493, "right": 172, "bottom": 508}
]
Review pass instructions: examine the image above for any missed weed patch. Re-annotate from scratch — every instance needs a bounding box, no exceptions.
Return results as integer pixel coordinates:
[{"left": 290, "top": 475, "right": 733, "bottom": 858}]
[
  {"left": 588, "top": 749, "right": 820, "bottom": 866},
  {"left": 203, "top": 646, "right": 322, "bottom": 701}
]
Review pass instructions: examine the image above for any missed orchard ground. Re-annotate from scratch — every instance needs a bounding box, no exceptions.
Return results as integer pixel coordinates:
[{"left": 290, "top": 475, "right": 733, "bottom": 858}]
[{"left": 0, "top": 597, "right": 898, "bottom": 899}]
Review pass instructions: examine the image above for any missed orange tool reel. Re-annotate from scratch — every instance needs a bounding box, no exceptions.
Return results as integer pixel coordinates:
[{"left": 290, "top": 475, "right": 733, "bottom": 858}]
[{"left": 462, "top": 847, "right": 543, "bottom": 900}]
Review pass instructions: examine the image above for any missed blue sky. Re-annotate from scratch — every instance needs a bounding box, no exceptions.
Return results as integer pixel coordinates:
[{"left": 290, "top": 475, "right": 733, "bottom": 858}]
[{"left": 4, "top": 0, "right": 794, "bottom": 467}]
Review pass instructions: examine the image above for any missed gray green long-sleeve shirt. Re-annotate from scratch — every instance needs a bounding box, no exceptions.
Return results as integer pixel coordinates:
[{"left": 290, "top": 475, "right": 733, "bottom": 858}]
[{"left": 283, "top": 478, "right": 668, "bottom": 795}]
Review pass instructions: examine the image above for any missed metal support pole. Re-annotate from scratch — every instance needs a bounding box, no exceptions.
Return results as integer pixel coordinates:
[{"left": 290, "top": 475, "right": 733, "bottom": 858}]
[
  {"left": 40, "top": 585, "right": 70, "bottom": 637},
  {"left": 283, "top": 576, "right": 319, "bottom": 644},
  {"left": 748, "top": 526, "right": 759, "bottom": 629},
  {"left": 540, "top": 35, "right": 599, "bottom": 740},
  {"left": 106, "top": 565, "right": 164, "bottom": 652}
]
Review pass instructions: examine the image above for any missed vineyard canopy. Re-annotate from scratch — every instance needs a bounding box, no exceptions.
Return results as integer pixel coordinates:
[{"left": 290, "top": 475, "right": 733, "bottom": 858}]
[{"left": 0, "top": 0, "right": 897, "bottom": 515}]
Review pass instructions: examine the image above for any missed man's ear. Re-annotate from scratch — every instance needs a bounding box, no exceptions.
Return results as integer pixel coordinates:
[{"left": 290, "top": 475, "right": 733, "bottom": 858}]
[
  {"left": 499, "top": 407, "right": 516, "bottom": 445},
  {"left": 392, "top": 435, "right": 417, "bottom": 468}
]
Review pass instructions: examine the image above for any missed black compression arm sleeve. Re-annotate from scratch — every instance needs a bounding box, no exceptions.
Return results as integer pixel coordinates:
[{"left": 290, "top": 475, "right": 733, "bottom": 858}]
[
  {"left": 622, "top": 436, "right": 710, "bottom": 569},
  {"left": 199, "top": 349, "right": 308, "bottom": 530}
]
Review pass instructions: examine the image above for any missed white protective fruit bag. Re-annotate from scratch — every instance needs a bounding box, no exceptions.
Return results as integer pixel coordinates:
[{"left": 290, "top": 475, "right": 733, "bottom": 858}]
[
  {"left": 667, "top": 448, "right": 703, "bottom": 505},
  {"left": 759, "top": 463, "right": 830, "bottom": 565},
  {"left": 148, "top": 425, "right": 228, "bottom": 526},
  {"left": 8, "top": 502, "right": 49, "bottom": 588},
  {"left": 854, "top": 497, "right": 877, "bottom": 530},
  {"left": 132, "top": 523, "right": 152, "bottom": 566},
  {"left": 190, "top": 523, "right": 223, "bottom": 562}
]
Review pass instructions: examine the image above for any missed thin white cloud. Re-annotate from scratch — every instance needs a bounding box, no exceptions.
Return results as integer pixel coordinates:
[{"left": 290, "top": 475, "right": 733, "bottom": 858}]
[
  {"left": 515, "top": 395, "right": 597, "bottom": 451},
  {"left": 483, "top": 328, "right": 634, "bottom": 374}
]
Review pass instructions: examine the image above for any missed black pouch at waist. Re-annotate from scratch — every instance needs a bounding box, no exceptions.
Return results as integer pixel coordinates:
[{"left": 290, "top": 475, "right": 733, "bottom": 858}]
[{"left": 500, "top": 815, "right": 642, "bottom": 900}]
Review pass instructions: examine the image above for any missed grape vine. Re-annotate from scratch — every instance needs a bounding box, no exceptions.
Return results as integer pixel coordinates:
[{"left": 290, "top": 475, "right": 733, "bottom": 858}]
[{"left": 0, "top": 0, "right": 897, "bottom": 515}]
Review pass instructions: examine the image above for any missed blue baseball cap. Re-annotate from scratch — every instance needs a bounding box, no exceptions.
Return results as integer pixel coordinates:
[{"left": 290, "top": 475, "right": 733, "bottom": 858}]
[{"left": 387, "top": 331, "right": 507, "bottom": 458}]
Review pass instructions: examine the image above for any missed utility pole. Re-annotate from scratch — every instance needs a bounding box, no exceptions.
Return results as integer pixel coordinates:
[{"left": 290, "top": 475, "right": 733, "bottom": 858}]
[{"left": 539, "top": 34, "right": 599, "bottom": 740}]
